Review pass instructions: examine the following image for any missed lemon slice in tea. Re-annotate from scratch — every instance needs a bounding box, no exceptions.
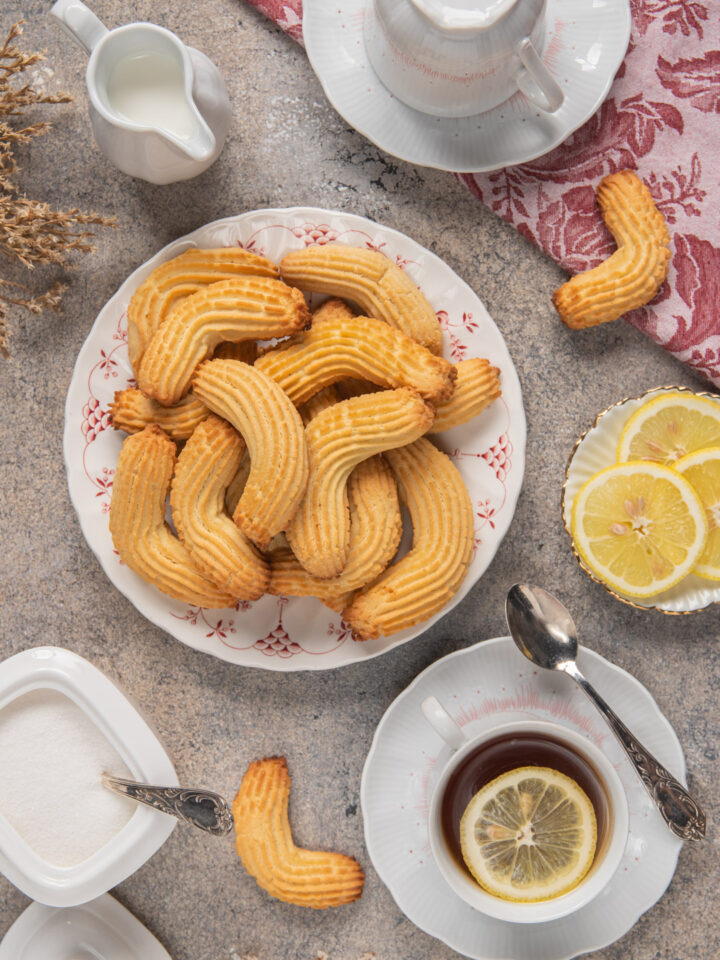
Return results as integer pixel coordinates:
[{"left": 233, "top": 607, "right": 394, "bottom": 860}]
[
  {"left": 617, "top": 392, "right": 720, "bottom": 465},
  {"left": 674, "top": 447, "right": 720, "bottom": 580},
  {"left": 459, "top": 766, "right": 597, "bottom": 902},
  {"left": 571, "top": 461, "right": 707, "bottom": 598}
]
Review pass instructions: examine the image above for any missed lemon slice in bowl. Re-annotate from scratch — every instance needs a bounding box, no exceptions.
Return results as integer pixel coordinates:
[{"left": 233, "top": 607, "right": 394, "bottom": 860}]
[
  {"left": 674, "top": 447, "right": 720, "bottom": 580},
  {"left": 459, "top": 766, "right": 597, "bottom": 903},
  {"left": 617, "top": 392, "right": 720, "bottom": 465},
  {"left": 570, "top": 462, "right": 708, "bottom": 598}
]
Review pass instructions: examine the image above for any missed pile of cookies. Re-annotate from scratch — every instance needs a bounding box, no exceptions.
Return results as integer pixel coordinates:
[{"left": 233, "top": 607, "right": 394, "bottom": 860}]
[{"left": 110, "top": 244, "right": 501, "bottom": 640}]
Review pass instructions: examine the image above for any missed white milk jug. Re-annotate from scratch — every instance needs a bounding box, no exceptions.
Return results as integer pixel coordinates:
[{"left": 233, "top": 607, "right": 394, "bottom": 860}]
[{"left": 51, "top": 0, "right": 231, "bottom": 184}]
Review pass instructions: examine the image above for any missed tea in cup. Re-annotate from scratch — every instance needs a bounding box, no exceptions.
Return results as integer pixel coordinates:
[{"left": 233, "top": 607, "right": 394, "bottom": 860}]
[
  {"left": 364, "top": 0, "right": 564, "bottom": 118},
  {"left": 422, "top": 699, "right": 628, "bottom": 922}
]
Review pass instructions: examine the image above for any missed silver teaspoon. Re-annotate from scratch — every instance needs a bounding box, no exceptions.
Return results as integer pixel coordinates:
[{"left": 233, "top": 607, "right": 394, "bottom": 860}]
[
  {"left": 102, "top": 774, "right": 233, "bottom": 836},
  {"left": 505, "top": 583, "right": 706, "bottom": 842}
]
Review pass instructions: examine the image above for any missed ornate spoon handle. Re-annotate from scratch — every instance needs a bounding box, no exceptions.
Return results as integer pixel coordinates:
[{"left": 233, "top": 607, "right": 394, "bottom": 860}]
[
  {"left": 103, "top": 774, "right": 234, "bottom": 836},
  {"left": 564, "top": 663, "right": 705, "bottom": 841}
]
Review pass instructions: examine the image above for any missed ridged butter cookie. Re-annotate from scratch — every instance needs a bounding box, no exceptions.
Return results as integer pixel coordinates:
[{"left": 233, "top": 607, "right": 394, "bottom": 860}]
[
  {"left": 192, "top": 359, "right": 309, "bottom": 549},
  {"left": 343, "top": 437, "right": 474, "bottom": 640},
  {"left": 109, "top": 426, "right": 236, "bottom": 608},
  {"left": 127, "top": 247, "right": 277, "bottom": 371},
  {"left": 280, "top": 244, "right": 442, "bottom": 353},
  {"left": 233, "top": 757, "right": 364, "bottom": 909}
]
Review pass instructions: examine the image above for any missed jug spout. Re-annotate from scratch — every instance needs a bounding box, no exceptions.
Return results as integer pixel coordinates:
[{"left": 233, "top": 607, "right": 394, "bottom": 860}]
[
  {"left": 51, "top": 0, "right": 108, "bottom": 54},
  {"left": 179, "top": 122, "right": 216, "bottom": 163}
]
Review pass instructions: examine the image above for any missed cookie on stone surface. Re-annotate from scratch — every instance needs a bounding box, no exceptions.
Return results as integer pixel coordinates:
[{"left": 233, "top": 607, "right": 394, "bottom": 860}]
[{"left": 233, "top": 756, "right": 364, "bottom": 909}]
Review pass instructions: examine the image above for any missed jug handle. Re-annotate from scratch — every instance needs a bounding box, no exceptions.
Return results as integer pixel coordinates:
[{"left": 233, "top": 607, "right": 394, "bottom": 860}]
[
  {"left": 51, "top": 0, "right": 108, "bottom": 55},
  {"left": 515, "top": 38, "right": 564, "bottom": 113}
]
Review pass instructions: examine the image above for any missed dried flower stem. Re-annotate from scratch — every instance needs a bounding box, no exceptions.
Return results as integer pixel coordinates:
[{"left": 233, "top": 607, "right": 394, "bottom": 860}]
[{"left": 0, "top": 19, "right": 114, "bottom": 355}]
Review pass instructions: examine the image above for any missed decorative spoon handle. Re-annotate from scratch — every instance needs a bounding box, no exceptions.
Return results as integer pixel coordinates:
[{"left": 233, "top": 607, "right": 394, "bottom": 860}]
[
  {"left": 564, "top": 663, "right": 705, "bottom": 841},
  {"left": 103, "top": 774, "right": 234, "bottom": 836}
]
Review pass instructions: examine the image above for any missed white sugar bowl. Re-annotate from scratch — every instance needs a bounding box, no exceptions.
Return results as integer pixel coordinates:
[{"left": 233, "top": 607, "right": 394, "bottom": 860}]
[{"left": 0, "top": 647, "right": 177, "bottom": 907}]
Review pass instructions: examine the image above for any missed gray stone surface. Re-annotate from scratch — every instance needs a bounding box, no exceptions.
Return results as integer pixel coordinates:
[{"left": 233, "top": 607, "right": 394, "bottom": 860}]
[{"left": 1, "top": 3, "right": 718, "bottom": 959}]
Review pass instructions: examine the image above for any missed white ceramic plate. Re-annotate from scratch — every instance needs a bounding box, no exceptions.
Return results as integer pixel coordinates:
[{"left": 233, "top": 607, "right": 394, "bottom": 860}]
[
  {"left": 361, "top": 636, "right": 684, "bottom": 960},
  {"left": 563, "top": 385, "right": 720, "bottom": 614},
  {"left": 303, "top": 0, "right": 631, "bottom": 173},
  {"left": 64, "top": 207, "right": 526, "bottom": 670},
  {"left": 0, "top": 894, "right": 172, "bottom": 960}
]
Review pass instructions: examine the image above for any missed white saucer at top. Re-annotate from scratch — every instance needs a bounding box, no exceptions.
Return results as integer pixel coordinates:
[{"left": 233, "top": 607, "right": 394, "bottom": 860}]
[
  {"left": 361, "top": 637, "right": 685, "bottom": 960},
  {"left": 0, "top": 894, "right": 172, "bottom": 960},
  {"left": 303, "top": 0, "right": 631, "bottom": 173}
]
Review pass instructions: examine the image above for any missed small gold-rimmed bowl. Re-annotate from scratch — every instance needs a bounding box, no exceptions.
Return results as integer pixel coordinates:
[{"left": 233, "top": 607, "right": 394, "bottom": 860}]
[{"left": 562, "top": 385, "right": 720, "bottom": 614}]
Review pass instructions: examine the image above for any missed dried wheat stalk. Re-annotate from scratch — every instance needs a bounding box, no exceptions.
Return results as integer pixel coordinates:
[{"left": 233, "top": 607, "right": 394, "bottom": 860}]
[{"left": 0, "top": 20, "right": 114, "bottom": 355}]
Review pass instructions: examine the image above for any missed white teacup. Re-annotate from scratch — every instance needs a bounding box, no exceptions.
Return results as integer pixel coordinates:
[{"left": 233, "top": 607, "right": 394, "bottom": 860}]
[
  {"left": 422, "top": 697, "right": 629, "bottom": 923},
  {"left": 364, "top": 0, "right": 564, "bottom": 118}
]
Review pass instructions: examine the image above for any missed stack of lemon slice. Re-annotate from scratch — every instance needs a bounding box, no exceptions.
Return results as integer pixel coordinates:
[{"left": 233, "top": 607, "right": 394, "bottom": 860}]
[{"left": 571, "top": 392, "right": 720, "bottom": 599}]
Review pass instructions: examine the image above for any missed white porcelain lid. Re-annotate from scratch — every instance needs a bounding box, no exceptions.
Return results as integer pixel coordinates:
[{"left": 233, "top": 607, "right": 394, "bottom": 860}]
[{"left": 0, "top": 893, "right": 172, "bottom": 960}]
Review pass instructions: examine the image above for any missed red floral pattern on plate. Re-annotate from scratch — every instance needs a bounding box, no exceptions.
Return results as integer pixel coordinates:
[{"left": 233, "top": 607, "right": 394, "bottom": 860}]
[{"left": 249, "top": 0, "right": 720, "bottom": 386}]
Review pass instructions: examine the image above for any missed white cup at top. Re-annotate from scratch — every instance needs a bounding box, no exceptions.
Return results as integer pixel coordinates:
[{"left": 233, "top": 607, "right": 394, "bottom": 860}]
[
  {"left": 364, "top": 0, "right": 564, "bottom": 118},
  {"left": 421, "top": 696, "right": 629, "bottom": 923}
]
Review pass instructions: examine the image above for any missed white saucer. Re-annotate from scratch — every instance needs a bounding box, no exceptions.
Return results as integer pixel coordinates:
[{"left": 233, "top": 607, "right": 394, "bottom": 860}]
[
  {"left": 303, "top": 0, "right": 631, "bottom": 172},
  {"left": 0, "top": 894, "right": 172, "bottom": 960},
  {"left": 361, "top": 637, "right": 685, "bottom": 960}
]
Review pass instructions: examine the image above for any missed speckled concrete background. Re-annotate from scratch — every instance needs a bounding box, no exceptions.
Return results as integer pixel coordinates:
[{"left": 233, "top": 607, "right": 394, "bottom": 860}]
[{"left": 0, "top": 3, "right": 718, "bottom": 959}]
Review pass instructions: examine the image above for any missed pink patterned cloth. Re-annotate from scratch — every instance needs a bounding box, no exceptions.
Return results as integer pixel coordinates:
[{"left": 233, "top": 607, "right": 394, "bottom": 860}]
[{"left": 247, "top": 0, "right": 720, "bottom": 386}]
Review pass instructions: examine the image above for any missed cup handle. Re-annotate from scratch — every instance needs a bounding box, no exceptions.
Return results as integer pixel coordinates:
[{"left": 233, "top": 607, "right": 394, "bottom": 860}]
[
  {"left": 515, "top": 38, "right": 564, "bottom": 113},
  {"left": 421, "top": 696, "right": 467, "bottom": 751},
  {"left": 51, "top": 0, "right": 108, "bottom": 55}
]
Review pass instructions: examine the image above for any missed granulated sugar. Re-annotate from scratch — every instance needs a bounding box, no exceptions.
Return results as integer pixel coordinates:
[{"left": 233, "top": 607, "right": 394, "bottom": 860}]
[{"left": 0, "top": 689, "right": 135, "bottom": 866}]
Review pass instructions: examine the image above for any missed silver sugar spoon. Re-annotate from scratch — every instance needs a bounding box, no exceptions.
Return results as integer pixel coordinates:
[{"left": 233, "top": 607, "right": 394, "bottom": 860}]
[
  {"left": 102, "top": 774, "right": 233, "bottom": 836},
  {"left": 505, "top": 583, "right": 705, "bottom": 841}
]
